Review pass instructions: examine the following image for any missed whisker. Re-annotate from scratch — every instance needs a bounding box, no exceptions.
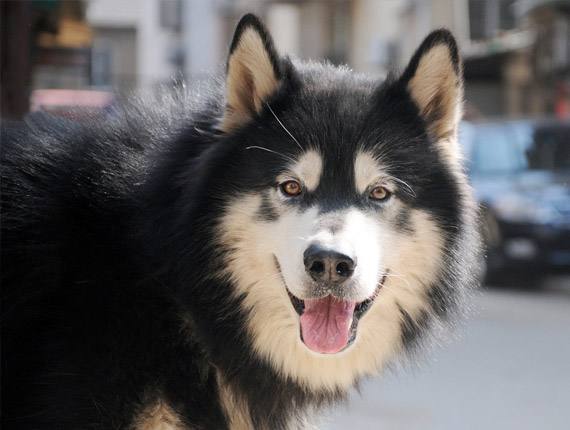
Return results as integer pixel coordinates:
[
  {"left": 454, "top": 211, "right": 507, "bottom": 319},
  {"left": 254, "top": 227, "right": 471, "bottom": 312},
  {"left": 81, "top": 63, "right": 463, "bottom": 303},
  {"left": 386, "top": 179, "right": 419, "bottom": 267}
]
[
  {"left": 364, "top": 151, "right": 417, "bottom": 198},
  {"left": 389, "top": 176, "right": 416, "bottom": 198},
  {"left": 245, "top": 146, "right": 297, "bottom": 163},
  {"left": 378, "top": 270, "right": 412, "bottom": 289},
  {"left": 193, "top": 126, "right": 213, "bottom": 136},
  {"left": 265, "top": 102, "right": 303, "bottom": 151},
  {"left": 254, "top": 272, "right": 284, "bottom": 285}
]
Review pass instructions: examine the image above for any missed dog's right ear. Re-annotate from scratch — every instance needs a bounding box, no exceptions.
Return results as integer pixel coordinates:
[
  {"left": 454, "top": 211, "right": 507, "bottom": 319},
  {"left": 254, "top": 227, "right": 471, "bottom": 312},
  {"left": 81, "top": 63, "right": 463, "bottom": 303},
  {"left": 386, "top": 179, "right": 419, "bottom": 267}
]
[{"left": 220, "top": 14, "right": 282, "bottom": 132}]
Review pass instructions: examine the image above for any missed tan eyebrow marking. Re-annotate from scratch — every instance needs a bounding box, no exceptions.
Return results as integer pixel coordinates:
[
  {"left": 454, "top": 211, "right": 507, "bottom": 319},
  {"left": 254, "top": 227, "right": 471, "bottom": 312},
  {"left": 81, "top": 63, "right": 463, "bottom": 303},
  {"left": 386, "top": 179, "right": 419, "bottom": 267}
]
[
  {"left": 289, "top": 150, "right": 323, "bottom": 192},
  {"left": 354, "top": 151, "right": 380, "bottom": 193}
]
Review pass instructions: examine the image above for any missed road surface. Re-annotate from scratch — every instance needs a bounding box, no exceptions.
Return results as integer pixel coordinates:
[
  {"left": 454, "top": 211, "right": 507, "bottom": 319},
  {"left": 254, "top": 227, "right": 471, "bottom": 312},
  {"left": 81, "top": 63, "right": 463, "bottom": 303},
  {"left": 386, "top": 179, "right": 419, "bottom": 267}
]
[{"left": 323, "top": 278, "right": 570, "bottom": 430}]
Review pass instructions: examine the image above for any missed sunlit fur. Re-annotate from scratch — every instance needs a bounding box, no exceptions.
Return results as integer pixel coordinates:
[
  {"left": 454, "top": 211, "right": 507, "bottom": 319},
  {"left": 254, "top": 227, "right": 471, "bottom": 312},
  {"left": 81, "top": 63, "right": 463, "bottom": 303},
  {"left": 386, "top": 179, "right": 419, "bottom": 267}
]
[{"left": 1, "top": 14, "right": 481, "bottom": 430}]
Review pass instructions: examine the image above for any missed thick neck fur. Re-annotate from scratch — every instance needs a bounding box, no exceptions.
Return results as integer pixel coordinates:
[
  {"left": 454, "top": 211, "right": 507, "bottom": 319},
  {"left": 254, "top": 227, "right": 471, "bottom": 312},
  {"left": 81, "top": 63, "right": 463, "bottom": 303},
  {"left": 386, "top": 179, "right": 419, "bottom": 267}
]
[
  {"left": 212, "top": 358, "right": 344, "bottom": 430},
  {"left": 181, "top": 282, "right": 345, "bottom": 429}
]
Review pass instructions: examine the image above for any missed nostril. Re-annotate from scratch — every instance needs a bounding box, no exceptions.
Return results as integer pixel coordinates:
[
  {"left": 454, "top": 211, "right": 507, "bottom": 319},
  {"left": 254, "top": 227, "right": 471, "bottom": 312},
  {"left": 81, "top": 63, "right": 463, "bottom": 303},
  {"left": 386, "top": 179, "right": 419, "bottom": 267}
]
[
  {"left": 310, "top": 260, "right": 325, "bottom": 275},
  {"left": 335, "top": 261, "right": 352, "bottom": 278}
]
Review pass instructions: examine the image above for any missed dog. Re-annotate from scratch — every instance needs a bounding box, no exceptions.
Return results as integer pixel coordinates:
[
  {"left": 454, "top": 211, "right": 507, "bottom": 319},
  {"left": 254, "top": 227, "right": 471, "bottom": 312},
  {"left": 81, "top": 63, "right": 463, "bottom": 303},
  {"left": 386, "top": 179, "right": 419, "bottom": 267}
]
[{"left": 1, "top": 13, "right": 481, "bottom": 430}]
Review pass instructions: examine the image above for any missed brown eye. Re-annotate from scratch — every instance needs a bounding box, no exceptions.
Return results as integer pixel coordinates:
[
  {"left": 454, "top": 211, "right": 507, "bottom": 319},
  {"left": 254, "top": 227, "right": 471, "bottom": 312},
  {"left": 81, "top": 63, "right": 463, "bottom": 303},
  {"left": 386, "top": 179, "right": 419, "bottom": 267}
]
[
  {"left": 369, "top": 186, "right": 391, "bottom": 201},
  {"left": 280, "top": 180, "right": 302, "bottom": 197}
]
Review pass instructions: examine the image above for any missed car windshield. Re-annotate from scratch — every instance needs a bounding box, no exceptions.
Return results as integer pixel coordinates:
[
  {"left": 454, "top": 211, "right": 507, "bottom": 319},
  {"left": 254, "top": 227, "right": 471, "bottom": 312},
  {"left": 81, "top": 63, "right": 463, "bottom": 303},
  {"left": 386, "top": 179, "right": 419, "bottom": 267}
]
[{"left": 463, "top": 122, "right": 570, "bottom": 174}]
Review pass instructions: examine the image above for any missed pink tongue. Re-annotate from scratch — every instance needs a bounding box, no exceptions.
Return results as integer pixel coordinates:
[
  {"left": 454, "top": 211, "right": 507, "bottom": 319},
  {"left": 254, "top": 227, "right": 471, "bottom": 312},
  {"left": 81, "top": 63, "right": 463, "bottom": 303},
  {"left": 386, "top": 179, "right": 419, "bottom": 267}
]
[{"left": 300, "top": 296, "right": 356, "bottom": 354}]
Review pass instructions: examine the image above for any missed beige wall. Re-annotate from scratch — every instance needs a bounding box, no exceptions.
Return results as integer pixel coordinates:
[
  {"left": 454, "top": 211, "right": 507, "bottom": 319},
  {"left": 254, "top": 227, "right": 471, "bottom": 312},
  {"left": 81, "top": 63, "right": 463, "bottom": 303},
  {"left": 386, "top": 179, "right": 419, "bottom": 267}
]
[
  {"left": 298, "top": 2, "right": 331, "bottom": 61},
  {"left": 267, "top": 3, "right": 301, "bottom": 57},
  {"left": 92, "top": 27, "right": 137, "bottom": 90},
  {"left": 87, "top": 0, "right": 139, "bottom": 27},
  {"left": 350, "top": 0, "right": 405, "bottom": 75}
]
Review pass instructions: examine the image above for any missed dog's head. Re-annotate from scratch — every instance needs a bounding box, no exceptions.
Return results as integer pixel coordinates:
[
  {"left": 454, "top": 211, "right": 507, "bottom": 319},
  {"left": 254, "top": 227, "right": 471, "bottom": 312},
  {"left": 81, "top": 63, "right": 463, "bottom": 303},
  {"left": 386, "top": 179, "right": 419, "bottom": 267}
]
[{"left": 197, "top": 14, "right": 480, "bottom": 391}]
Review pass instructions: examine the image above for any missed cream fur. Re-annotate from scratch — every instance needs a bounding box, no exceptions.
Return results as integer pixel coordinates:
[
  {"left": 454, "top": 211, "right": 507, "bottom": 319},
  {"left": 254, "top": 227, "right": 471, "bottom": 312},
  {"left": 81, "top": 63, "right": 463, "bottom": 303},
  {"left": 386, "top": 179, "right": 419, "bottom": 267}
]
[
  {"left": 217, "top": 372, "right": 254, "bottom": 430},
  {"left": 222, "top": 28, "right": 281, "bottom": 131},
  {"left": 286, "top": 150, "right": 323, "bottom": 192},
  {"left": 354, "top": 151, "right": 385, "bottom": 193},
  {"left": 131, "top": 399, "right": 186, "bottom": 430},
  {"left": 408, "top": 44, "right": 463, "bottom": 166},
  {"left": 217, "top": 194, "right": 444, "bottom": 392}
]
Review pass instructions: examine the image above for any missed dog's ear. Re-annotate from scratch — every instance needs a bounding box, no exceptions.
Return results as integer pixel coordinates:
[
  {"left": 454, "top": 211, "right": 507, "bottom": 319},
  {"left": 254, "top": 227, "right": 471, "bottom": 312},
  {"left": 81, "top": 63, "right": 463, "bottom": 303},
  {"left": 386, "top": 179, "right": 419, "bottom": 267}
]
[
  {"left": 221, "top": 14, "right": 282, "bottom": 132},
  {"left": 400, "top": 30, "right": 463, "bottom": 143}
]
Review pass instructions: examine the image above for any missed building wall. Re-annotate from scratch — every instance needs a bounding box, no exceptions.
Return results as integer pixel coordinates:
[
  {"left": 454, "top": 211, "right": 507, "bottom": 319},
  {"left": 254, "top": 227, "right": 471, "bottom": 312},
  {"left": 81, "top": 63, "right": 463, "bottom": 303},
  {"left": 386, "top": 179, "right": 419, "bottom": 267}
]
[
  {"left": 267, "top": 3, "right": 301, "bottom": 57},
  {"left": 297, "top": 2, "right": 331, "bottom": 61},
  {"left": 183, "top": 0, "right": 224, "bottom": 79},
  {"left": 399, "top": 0, "right": 470, "bottom": 68},
  {"left": 83, "top": 0, "right": 567, "bottom": 118},
  {"left": 87, "top": 0, "right": 139, "bottom": 27},
  {"left": 91, "top": 27, "right": 137, "bottom": 91},
  {"left": 87, "top": 0, "right": 183, "bottom": 89},
  {"left": 350, "top": 0, "right": 405, "bottom": 76}
]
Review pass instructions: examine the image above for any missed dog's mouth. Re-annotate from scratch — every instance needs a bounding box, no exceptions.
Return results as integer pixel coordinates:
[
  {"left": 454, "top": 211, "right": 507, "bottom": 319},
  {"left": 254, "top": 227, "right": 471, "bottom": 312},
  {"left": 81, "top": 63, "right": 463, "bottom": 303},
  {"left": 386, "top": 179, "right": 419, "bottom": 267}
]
[{"left": 280, "top": 265, "right": 386, "bottom": 355}]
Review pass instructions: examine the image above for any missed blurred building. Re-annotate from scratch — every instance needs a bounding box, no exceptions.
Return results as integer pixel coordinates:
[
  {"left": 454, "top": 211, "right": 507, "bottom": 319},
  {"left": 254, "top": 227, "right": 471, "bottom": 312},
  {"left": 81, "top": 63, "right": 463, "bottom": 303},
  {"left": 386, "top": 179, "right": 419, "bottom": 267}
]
[
  {"left": 1, "top": 0, "right": 95, "bottom": 118},
  {"left": 183, "top": 0, "right": 570, "bottom": 120},
  {"left": 401, "top": 0, "right": 570, "bottom": 119},
  {"left": 225, "top": 0, "right": 408, "bottom": 77},
  {"left": 87, "top": 0, "right": 188, "bottom": 91},
  {"left": 2, "top": 0, "right": 568, "bottom": 120},
  {"left": 86, "top": 0, "right": 407, "bottom": 85}
]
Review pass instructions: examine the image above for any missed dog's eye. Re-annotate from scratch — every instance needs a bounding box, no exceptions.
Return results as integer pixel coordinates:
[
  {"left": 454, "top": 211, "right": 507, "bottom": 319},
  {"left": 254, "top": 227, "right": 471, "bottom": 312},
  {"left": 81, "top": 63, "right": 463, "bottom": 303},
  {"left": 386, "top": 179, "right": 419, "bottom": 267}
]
[
  {"left": 280, "top": 180, "right": 303, "bottom": 197},
  {"left": 369, "top": 186, "right": 391, "bottom": 201}
]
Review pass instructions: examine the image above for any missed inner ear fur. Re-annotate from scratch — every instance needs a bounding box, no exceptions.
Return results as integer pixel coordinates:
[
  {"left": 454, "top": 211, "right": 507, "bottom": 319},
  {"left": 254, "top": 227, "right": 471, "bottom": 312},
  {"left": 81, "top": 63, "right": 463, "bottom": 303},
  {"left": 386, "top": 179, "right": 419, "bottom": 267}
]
[
  {"left": 221, "top": 14, "right": 282, "bottom": 132},
  {"left": 401, "top": 30, "right": 463, "bottom": 143}
]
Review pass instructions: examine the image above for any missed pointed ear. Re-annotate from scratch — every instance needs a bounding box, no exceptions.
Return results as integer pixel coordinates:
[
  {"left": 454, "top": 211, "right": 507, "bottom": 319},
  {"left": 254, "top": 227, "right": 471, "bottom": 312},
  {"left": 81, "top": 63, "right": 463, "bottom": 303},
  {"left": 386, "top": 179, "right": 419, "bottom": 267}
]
[
  {"left": 400, "top": 30, "right": 463, "bottom": 143},
  {"left": 221, "top": 14, "right": 282, "bottom": 132}
]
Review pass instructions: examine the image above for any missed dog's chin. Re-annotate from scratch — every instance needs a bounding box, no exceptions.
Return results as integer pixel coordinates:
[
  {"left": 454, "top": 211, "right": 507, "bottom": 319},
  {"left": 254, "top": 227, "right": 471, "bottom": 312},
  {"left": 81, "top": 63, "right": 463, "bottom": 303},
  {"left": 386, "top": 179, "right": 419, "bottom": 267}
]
[{"left": 286, "top": 279, "right": 384, "bottom": 355}]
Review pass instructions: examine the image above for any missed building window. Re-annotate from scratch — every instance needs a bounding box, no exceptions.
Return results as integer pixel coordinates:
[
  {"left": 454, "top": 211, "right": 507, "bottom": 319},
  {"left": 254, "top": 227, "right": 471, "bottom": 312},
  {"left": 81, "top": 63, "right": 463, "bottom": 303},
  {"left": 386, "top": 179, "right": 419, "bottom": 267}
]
[
  {"left": 469, "top": 0, "right": 517, "bottom": 41},
  {"left": 160, "top": 0, "right": 182, "bottom": 32}
]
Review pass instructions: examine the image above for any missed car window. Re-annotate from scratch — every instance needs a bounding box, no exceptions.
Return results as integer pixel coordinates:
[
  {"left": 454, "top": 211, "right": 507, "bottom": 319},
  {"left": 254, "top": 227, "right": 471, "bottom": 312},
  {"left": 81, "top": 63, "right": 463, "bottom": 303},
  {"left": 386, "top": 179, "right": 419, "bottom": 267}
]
[
  {"left": 525, "top": 125, "right": 570, "bottom": 170},
  {"left": 466, "top": 122, "right": 570, "bottom": 174},
  {"left": 470, "top": 125, "right": 526, "bottom": 174}
]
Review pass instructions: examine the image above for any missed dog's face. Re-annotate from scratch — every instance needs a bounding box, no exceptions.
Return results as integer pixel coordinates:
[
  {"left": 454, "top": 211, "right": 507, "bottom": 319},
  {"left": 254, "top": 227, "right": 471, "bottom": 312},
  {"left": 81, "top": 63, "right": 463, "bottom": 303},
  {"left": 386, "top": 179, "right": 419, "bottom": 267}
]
[{"left": 211, "top": 15, "right": 479, "bottom": 391}]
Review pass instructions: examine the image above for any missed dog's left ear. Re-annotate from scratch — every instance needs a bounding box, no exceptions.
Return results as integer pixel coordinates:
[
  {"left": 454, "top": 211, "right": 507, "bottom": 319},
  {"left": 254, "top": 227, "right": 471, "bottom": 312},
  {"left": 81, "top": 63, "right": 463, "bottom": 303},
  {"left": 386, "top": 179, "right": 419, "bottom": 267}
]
[
  {"left": 221, "top": 14, "right": 282, "bottom": 132},
  {"left": 400, "top": 30, "right": 463, "bottom": 143}
]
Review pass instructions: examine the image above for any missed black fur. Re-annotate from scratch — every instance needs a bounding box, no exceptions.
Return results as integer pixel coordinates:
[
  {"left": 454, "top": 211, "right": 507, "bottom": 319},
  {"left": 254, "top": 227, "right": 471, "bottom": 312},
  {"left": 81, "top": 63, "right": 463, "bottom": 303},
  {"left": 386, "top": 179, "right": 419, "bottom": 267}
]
[
  {"left": 1, "top": 15, "right": 480, "bottom": 430},
  {"left": 398, "top": 304, "right": 431, "bottom": 348},
  {"left": 394, "top": 207, "right": 414, "bottom": 234},
  {"left": 257, "top": 192, "right": 279, "bottom": 222}
]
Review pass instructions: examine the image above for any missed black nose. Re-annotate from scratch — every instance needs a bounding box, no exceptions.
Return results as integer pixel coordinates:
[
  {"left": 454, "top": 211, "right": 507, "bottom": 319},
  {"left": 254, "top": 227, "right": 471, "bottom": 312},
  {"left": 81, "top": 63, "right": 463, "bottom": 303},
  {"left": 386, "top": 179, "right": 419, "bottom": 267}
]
[{"left": 303, "top": 245, "right": 356, "bottom": 284}]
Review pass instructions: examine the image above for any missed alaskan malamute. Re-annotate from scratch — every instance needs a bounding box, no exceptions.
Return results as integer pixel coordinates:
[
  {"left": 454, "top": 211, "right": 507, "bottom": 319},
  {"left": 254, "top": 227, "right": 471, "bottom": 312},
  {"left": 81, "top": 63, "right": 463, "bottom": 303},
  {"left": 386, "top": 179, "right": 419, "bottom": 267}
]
[{"left": 2, "top": 14, "right": 480, "bottom": 430}]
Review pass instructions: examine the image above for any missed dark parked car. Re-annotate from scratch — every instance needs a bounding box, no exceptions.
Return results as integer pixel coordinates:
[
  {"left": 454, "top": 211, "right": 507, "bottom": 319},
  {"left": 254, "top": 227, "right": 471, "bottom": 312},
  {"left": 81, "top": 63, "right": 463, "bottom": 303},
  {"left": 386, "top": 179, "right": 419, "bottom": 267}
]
[{"left": 460, "top": 119, "right": 570, "bottom": 285}]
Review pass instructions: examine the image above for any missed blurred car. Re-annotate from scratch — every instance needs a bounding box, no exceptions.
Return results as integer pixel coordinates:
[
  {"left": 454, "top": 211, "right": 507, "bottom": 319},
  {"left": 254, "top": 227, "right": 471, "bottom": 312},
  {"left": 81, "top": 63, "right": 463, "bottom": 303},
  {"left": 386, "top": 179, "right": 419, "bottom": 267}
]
[{"left": 460, "top": 119, "right": 570, "bottom": 285}]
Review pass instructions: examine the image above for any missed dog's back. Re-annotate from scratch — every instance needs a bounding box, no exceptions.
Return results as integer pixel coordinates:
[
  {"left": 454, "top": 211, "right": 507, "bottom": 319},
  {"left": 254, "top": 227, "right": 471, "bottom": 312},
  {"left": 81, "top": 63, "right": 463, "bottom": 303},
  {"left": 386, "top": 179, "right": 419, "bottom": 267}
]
[
  {"left": 2, "top": 113, "right": 140, "bottom": 428},
  {"left": 2, "top": 112, "right": 146, "bottom": 312},
  {"left": 1, "top": 111, "right": 228, "bottom": 429}
]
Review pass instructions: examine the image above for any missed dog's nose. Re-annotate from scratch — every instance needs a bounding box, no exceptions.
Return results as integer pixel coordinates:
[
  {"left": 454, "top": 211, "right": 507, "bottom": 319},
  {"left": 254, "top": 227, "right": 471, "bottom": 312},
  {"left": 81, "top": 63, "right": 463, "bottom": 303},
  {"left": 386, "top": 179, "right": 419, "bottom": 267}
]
[{"left": 303, "top": 244, "right": 356, "bottom": 284}]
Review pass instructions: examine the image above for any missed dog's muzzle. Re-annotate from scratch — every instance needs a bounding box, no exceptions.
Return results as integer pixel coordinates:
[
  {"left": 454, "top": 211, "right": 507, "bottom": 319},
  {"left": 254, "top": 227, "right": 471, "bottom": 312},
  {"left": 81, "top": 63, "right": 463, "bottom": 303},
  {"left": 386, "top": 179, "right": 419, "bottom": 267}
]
[
  {"left": 276, "top": 248, "right": 385, "bottom": 355},
  {"left": 303, "top": 244, "right": 356, "bottom": 284}
]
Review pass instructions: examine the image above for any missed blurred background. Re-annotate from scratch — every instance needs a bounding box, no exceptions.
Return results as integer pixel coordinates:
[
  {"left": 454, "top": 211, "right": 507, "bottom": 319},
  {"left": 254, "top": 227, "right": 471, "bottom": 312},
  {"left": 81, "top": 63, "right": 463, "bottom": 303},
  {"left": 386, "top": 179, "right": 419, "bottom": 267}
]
[{"left": 1, "top": 1, "right": 569, "bottom": 429}]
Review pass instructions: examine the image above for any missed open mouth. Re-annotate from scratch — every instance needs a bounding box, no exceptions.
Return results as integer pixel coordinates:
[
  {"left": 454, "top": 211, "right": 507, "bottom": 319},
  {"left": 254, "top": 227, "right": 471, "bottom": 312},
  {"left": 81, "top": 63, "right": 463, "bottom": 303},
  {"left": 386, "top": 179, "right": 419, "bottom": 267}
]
[{"left": 281, "top": 265, "right": 387, "bottom": 355}]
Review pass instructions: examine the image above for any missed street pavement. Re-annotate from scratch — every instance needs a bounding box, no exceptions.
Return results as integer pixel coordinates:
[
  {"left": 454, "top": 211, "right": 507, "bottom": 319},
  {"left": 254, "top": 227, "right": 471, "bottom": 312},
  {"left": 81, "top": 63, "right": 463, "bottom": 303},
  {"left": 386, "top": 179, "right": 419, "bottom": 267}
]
[{"left": 323, "top": 277, "right": 570, "bottom": 430}]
